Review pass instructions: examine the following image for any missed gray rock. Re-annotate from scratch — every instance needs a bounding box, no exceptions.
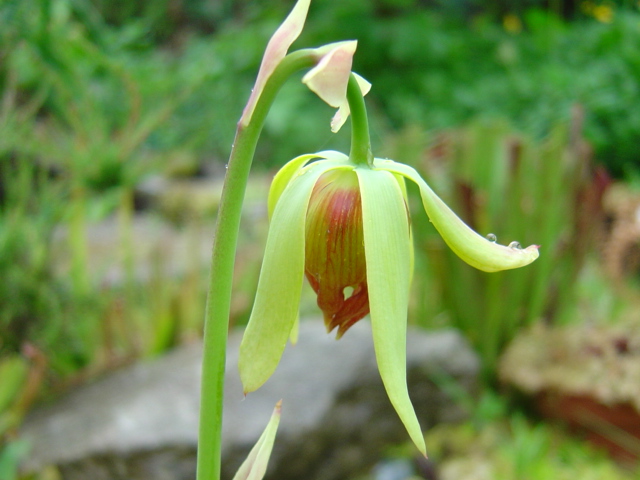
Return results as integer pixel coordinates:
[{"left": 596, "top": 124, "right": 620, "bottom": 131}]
[
  {"left": 19, "top": 320, "right": 478, "bottom": 480},
  {"left": 52, "top": 175, "right": 269, "bottom": 287},
  {"left": 53, "top": 214, "right": 216, "bottom": 287},
  {"left": 372, "top": 458, "right": 415, "bottom": 480}
]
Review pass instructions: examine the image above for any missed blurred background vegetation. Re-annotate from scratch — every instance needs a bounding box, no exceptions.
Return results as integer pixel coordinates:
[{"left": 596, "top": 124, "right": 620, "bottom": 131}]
[{"left": 2, "top": 0, "right": 640, "bottom": 478}]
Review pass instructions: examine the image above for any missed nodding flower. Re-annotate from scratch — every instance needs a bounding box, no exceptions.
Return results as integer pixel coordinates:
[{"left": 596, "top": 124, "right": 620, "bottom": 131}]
[
  {"left": 239, "top": 152, "right": 539, "bottom": 457},
  {"left": 237, "top": 0, "right": 539, "bottom": 457}
]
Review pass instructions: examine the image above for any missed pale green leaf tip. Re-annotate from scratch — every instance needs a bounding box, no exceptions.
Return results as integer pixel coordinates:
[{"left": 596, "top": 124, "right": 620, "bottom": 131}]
[
  {"left": 289, "top": 316, "right": 300, "bottom": 345},
  {"left": 405, "top": 421, "right": 427, "bottom": 457},
  {"left": 239, "top": 353, "right": 259, "bottom": 396},
  {"left": 456, "top": 241, "right": 540, "bottom": 273},
  {"left": 392, "top": 399, "right": 427, "bottom": 457},
  {"left": 240, "top": 0, "right": 311, "bottom": 126},
  {"left": 418, "top": 438, "right": 428, "bottom": 458},
  {"left": 231, "top": 400, "right": 282, "bottom": 480},
  {"left": 392, "top": 393, "right": 428, "bottom": 458}
]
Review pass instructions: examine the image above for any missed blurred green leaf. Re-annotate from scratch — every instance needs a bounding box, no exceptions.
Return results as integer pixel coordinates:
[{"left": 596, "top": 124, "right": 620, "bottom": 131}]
[{"left": 0, "top": 356, "right": 28, "bottom": 414}]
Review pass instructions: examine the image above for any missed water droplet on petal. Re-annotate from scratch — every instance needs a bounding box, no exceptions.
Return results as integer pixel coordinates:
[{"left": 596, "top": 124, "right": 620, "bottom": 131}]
[
  {"left": 486, "top": 233, "right": 497, "bottom": 243},
  {"left": 509, "top": 241, "right": 522, "bottom": 249}
]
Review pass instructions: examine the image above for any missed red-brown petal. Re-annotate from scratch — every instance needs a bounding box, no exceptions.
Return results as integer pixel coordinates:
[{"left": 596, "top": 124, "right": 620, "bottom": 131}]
[{"left": 305, "top": 169, "right": 369, "bottom": 337}]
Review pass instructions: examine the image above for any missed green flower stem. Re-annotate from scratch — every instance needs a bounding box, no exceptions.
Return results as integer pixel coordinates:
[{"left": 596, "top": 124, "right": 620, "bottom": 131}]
[
  {"left": 196, "top": 49, "right": 317, "bottom": 480},
  {"left": 347, "top": 73, "right": 373, "bottom": 167}
]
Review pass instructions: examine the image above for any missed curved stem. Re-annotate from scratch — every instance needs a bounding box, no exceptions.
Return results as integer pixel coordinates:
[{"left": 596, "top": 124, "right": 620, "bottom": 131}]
[
  {"left": 196, "top": 50, "right": 316, "bottom": 480},
  {"left": 347, "top": 74, "right": 373, "bottom": 167}
]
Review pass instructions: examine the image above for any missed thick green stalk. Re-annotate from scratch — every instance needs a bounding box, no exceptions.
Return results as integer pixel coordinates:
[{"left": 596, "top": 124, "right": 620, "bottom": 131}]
[
  {"left": 196, "top": 50, "right": 316, "bottom": 480},
  {"left": 347, "top": 74, "right": 373, "bottom": 167}
]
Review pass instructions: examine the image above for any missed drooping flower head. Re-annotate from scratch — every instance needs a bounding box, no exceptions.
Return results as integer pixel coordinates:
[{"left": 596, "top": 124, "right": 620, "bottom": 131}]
[
  {"left": 237, "top": 0, "right": 539, "bottom": 457},
  {"left": 241, "top": 151, "right": 539, "bottom": 456}
]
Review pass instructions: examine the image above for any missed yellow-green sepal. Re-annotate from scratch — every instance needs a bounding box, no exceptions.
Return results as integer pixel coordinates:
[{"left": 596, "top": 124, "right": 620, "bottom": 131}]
[
  {"left": 378, "top": 160, "right": 539, "bottom": 273},
  {"left": 239, "top": 158, "right": 350, "bottom": 393},
  {"left": 355, "top": 166, "right": 427, "bottom": 457}
]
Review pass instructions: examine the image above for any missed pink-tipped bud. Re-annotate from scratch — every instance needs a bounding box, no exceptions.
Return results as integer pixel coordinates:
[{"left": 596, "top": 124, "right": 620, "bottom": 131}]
[{"left": 305, "top": 169, "right": 368, "bottom": 338}]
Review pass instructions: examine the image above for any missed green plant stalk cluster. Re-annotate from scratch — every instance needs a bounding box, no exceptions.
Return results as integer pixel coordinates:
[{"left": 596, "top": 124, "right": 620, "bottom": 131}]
[{"left": 410, "top": 117, "right": 595, "bottom": 377}]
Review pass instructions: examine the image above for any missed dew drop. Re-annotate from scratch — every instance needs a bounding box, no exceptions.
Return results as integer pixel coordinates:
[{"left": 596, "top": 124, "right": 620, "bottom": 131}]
[
  {"left": 486, "top": 233, "right": 497, "bottom": 243},
  {"left": 509, "top": 241, "right": 522, "bottom": 249}
]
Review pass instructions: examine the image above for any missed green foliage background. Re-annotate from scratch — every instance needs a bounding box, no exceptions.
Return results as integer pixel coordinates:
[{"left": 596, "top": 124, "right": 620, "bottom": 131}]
[
  {"left": 2, "top": 0, "right": 640, "bottom": 178},
  {"left": 1, "top": 0, "right": 640, "bottom": 475}
]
